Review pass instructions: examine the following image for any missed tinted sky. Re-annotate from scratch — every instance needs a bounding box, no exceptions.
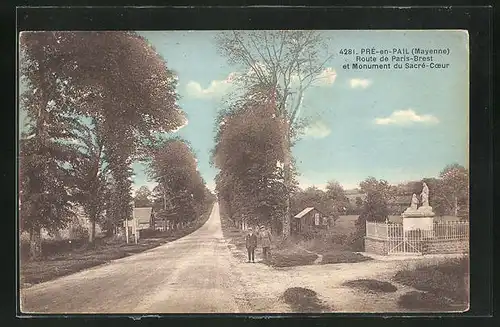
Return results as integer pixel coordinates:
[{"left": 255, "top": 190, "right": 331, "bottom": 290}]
[{"left": 19, "top": 30, "right": 469, "bottom": 193}]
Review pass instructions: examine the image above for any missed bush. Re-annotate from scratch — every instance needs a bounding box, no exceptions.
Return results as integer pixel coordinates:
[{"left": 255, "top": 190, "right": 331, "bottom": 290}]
[
  {"left": 398, "top": 291, "right": 455, "bottom": 311},
  {"left": 139, "top": 228, "right": 162, "bottom": 239},
  {"left": 343, "top": 279, "right": 397, "bottom": 293},
  {"left": 346, "top": 230, "right": 365, "bottom": 252},
  {"left": 332, "top": 233, "right": 348, "bottom": 245},
  {"left": 267, "top": 246, "right": 318, "bottom": 267},
  {"left": 321, "top": 251, "right": 372, "bottom": 264},
  {"left": 69, "top": 224, "right": 89, "bottom": 240},
  {"left": 300, "top": 230, "right": 321, "bottom": 241},
  {"left": 281, "top": 287, "right": 331, "bottom": 312},
  {"left": 393, "top": 257, "right": 469, "bottom": 304}
]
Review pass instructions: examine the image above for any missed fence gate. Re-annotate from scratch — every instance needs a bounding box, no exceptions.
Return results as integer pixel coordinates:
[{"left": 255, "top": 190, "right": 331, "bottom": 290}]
[{"left": 387, "top": 224, "right": 423, "bottom": 255}]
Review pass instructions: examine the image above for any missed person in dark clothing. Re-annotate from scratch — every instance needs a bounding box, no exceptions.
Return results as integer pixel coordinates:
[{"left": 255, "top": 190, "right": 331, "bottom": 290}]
[{"left": 245, "top": 227, "right": 258, "bottom": 263}]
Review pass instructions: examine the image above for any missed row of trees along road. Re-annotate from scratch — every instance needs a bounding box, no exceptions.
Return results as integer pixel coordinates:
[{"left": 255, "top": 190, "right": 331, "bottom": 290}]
[
  {"left": 19, "top": 31, "right": 188, "bottom": 259},
  {"left": 214, "top": 31, "right": 334, "bottom": 238},
  {"left": 213, "top": 85, "right": 290, "bottom": 234},
  {"left": 143, "top": 138, "right": 213, "bottom": 229}
]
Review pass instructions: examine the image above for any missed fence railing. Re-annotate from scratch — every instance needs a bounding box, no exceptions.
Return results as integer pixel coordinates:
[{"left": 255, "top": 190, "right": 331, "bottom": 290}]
[{"left": 366, "top": 221, "right": 469, "bottom": 241}]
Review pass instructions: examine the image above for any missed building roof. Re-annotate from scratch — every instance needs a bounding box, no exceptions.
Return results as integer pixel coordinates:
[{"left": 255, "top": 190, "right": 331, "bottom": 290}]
[
  {"left": 133, "top": 207, "right": 153, "bottom": 224},
  {"left": 294, "top": 207, "right": 318, "bottom": 219}
]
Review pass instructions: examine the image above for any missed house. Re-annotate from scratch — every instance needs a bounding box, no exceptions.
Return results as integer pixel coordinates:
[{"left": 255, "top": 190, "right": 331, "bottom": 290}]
[
  {"left": 123, "top": 207, "right": 154, "bottom": 236},
  {"left": 134, "top": 207, "right": 154, "bottom": 230},
  {"left": 293, "top": 207, "right": 329, "bottom": 234}
]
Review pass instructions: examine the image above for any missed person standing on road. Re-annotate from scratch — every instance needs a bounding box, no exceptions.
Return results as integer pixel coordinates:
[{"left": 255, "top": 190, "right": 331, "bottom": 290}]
[
  {"left": 259, "top": 225, "right": 272, "bottom": 261},
  {"left": 245, "top": 227, "right": 257, "bottom": 263}
]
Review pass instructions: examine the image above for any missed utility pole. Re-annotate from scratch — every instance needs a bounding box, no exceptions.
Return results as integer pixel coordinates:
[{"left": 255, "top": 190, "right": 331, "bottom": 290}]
[
  {"left": 125, "top": 214, "right": 129, "bottom": 244},
  {"left": 163, "top": 180, "right": 167, "bottom": 231},
  {"left": 133, "top": 200, "right": 138, "bottom": 244}
]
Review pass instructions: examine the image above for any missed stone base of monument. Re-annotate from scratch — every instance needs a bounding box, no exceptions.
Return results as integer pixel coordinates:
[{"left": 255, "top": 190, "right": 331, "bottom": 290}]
[{"left": 402, "top": 206, "right": 435, "bottom": 237}]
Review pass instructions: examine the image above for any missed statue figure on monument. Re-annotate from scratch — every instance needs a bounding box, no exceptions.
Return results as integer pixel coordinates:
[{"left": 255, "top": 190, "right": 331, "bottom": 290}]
[
  {"left": 420, "top": 182, "right": 430, "bottom": 207},
  {"left": 410, "top": 193, "right": 418, "bottom": 210}
]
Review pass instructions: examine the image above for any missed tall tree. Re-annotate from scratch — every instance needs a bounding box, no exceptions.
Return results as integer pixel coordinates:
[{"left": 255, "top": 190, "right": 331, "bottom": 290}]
[
  {"left": 216, "top": 31, "right": 334, "bottom": 238},
  {"left": 438, "top": 164, "right": 469, "bottom": 217},
  {"left": 71, "top": 118, "right": 110, "bottom": 243},
  {"left": 146, "top": 138, "right": 207, "bottom": 227},
  {"left": 19, "top": 121, "right": 80, "bottom": 259},
  {"left": 358, "top": 177, "right": 395, "bottom": 223},
  {"left": 325, "top": 180, "right": 350, "bottom": 215},
  {"left": 213, "top": 85, "right": 287, "bottom": 233},
  {"left": 19, "top": 31, "right": 186, "bottom": 254}
]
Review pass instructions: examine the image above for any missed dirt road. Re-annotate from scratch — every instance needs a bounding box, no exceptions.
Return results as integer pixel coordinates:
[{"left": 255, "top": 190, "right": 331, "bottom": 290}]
[
  {"left": 20, "top": 203, "right": 250, "bottom": 314},
  {"left": 20, "top": 202, "right": 463, "bottom": 314}
]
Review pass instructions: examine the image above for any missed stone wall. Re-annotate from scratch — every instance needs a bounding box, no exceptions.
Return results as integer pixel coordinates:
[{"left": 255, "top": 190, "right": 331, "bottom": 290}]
[
  {"left": 365, "top": 236, "right": 468, "bottom": 255},
  {"left": 364, "top": 237, "right": 388, "bottom": 255},
  {"left": 424, "top": 239, "right": 469, "bottom": 254}
]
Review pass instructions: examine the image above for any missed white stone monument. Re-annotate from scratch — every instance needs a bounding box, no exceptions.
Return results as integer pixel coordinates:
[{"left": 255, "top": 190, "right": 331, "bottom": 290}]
[{"left": 402, "top": 182, "right": 435, "bottom": 234}]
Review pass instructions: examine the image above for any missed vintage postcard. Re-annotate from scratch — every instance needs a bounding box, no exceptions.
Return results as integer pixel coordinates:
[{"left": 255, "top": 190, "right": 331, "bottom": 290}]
[{"left": 18, "top": 30, "right": 469, "bottom": 314}]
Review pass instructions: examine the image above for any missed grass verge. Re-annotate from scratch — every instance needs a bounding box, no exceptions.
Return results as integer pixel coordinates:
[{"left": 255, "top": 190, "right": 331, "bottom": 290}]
[
  {"left": 393, "top": 256, "right": 469, "bottom": 311},
  {"left": 20, "top": 201, "right": 214, "bottom": 286},
  {"left": 219, "top": 215, "right": 371, "bottom": 267},
  {"left": 398, "top": 291, "right": 456, "bottom": 311},
  {"left": 320, "top": 251, "right": 373, "bottom": 265},
  {"left": 281, "top": 287, "right": 331, "bottom": 313},
  {"left": 342, "top": 279, "right": 398, "bottom": 293}
]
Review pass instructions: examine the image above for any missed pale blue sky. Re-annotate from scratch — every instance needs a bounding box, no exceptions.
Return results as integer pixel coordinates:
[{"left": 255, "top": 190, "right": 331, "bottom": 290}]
[{"left": 19, "top": 30, "right": 469, "bottom": 193}]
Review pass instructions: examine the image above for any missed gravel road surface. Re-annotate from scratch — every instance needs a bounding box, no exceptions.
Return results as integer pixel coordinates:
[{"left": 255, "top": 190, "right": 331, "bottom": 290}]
[{"left": 20, "top": 203, "right": 249, "bottom": 314}]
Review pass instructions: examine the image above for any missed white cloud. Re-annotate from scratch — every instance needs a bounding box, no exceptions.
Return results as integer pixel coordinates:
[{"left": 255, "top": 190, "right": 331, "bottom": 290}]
[
  {"left": 290, "top": 67, "right": 337, "bottom": 87},
  {"left": 297, "top": 176, "right": 327, "bottom": 191},
  {"left": 349, "top": 78, "right": 372, "bottom": 89},
  {"left": 303, "top": 121, "right": 332, "bottom": 139},
  {"left": 313, "top": 67, "right": 337, "bottom": 86},
  {"left": 374, "top": 109, "right": 439, "bottom": 126},
  {"left": 185, "top": 72, "right": 237, "bottom": 99},
  {"left": 206, "top": 180, "right": 216, "bottom": 192}
]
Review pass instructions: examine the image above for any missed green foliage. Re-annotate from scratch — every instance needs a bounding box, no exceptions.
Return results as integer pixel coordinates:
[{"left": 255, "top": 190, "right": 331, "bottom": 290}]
[
  {"left": 358, "top": 177, "right": 394, "bottom": 223},
  {"left": 213, "top": 86, "right": 289, "bottom": 232},
  {"left": 18, "top": 120, "right": 81, "bottom": 236},
  {"left": 438, "top": 164, "right": 469, "bottom": 218},
  {"left": 291, "top": 186, "right": 337, "bottom": 220},
  {"left": 134, "top": 186, "right": 153, "bottom": 208},
  {"left": 19, "top": 31, "right": 187, "bottom": 255},
  {"left": 215, "top": 31, "right": 333, "bottom": 238},
  {"left": 146, "top": 138, "right": 209, "bottom": 224}
]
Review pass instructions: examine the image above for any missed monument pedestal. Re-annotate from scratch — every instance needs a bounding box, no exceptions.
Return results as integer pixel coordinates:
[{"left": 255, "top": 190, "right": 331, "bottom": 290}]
[{"left": 402, "top": 206, "right": 435, "bottom": 237}]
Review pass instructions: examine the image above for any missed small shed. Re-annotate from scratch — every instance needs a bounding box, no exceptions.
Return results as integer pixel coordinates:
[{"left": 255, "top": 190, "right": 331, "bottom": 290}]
[
  {"left": 134, "top": 207, "right": 153, "bottom": 230},
  {"left": 124, "top": 207, "right": 153, "bottom": 235},
  {"left": 293, "top": 207, "right": 328, "bottom": 234}
]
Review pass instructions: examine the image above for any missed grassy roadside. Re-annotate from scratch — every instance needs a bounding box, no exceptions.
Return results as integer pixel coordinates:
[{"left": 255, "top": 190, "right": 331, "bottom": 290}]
[
  {"left": 220, "top": 214, "right": 371, "bottom": 267},
  {"left": 20, "top": 201, "right": 214, "bottom": 287},
  {"left": 281, "top": 287, "right": 331, "bottom": 312},
  {"left": 393, "top": 256, "right": 469, "bottom": 311}
]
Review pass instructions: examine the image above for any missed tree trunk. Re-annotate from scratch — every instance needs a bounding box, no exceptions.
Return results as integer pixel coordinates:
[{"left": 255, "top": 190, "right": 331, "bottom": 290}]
[
  {"left": 88, "top": 219, "right": 96, "bottom": 243},
  {"left": 454, "top": 195, "right": 458, "bottom": 216},
  {"left": 29, "top": 226, "right": 42, "bottom": 260},
  {"left": 282, "top": 128, "right": 292, "bottom": 239}
]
